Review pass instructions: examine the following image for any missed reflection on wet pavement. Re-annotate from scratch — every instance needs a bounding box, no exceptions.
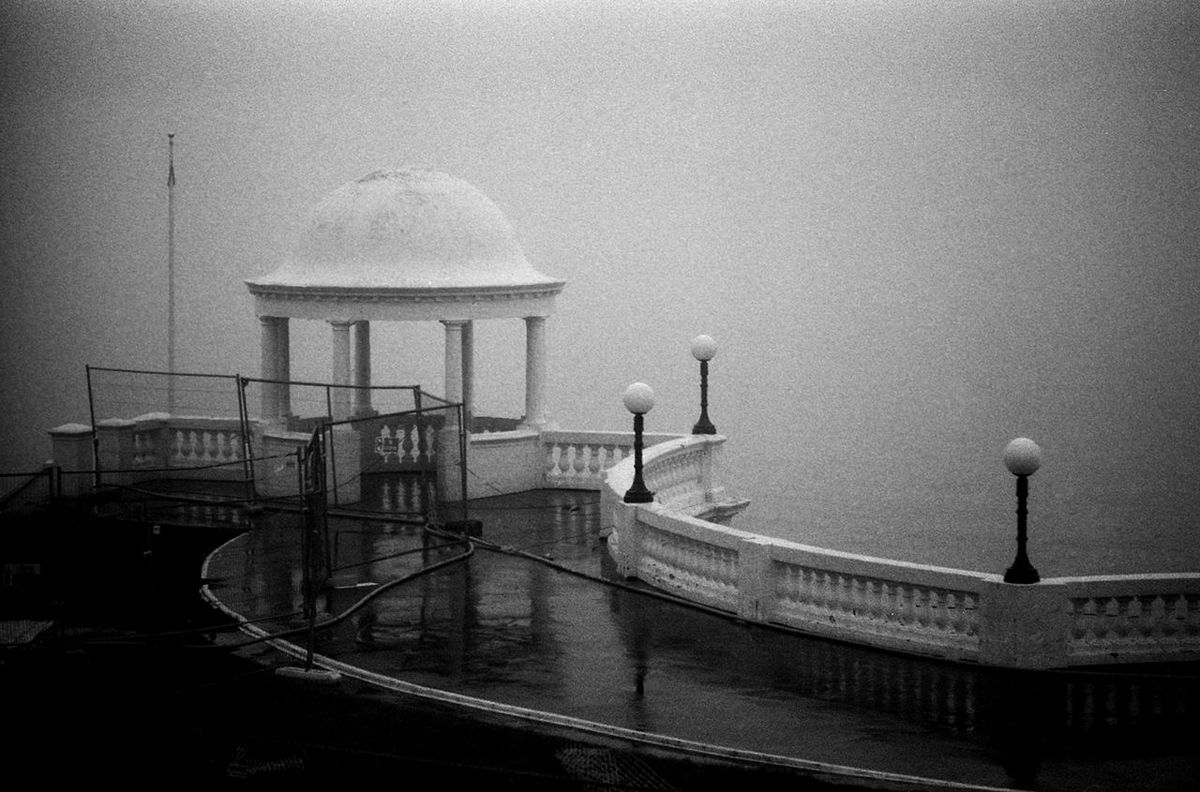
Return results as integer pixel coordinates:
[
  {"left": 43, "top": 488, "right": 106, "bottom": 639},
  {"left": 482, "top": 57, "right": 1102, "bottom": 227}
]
[{"left": 205, "top": 486, "right": 1200, "bottom": 791}]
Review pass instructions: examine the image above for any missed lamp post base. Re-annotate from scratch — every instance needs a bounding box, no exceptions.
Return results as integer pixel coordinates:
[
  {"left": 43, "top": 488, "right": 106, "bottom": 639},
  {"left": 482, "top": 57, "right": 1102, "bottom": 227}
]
[{"left": 1003, "top": 562, "right": 1040, "bottom": 584}]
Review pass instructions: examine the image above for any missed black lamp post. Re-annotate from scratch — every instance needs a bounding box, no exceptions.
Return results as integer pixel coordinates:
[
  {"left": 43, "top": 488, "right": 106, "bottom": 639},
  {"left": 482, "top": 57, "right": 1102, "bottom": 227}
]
[
  {"left": 1002, "top": 437, "right": 1042, "bottom": 584},
  {"left": 690, "top": 334, "right": 717, "bottom": 435},
  {"left": 623, "top": 382, "right": 655, "bottom": 503}
]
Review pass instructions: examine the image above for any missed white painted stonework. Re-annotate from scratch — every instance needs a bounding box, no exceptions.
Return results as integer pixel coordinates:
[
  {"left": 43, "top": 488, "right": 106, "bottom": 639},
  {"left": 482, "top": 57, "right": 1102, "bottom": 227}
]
[
  {"left": 245, "top": 168, "right": 565, "bottom": 435},
  {"left": 604, "top": 435, "right": 1200, "bottom": 669}
]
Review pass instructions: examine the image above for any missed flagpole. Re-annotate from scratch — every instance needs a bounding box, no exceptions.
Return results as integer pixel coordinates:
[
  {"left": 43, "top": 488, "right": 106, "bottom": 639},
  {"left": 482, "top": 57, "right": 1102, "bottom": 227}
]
[{"left": 167, "top": 133, "right": 177, "bottom": 415}]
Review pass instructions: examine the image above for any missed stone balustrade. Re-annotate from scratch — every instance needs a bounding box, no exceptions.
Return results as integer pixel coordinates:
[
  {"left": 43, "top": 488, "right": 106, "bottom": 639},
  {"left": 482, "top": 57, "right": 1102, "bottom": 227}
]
[
  {"left": 605, "top": 435, "right": 1200, "bottom": 669},
  {"left": 1059, "top": 575, "right": 1200, "bottom": 661},
  {"left": 129, "top": 414, "right": 247, "bottom": 476},
  {"left": 371, "top": 419, "right": 436, "bottom": 470},
  {"left": 60, "top": 414, "right": 251, "bottom": 486},
  {"left": 541, "top": 430, "right": 680, "bottom": 490}
]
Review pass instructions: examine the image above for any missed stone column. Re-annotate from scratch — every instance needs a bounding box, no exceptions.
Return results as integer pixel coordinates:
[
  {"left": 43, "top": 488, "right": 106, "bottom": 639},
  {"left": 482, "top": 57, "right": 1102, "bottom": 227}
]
[
  {"left": 439, "top": 319, "right": 468, "bottom": 503},
  {"left": 353, "top": 320, "right": 372, "bottom": 416},
  {"left": 441, "top": 320, "right": 466, "bottom": 417},
  {"left": 259, "top": 316, "right": 280, "bottom": 421},
  {"left": 277, "top": 317, "right": 291, "bottom": 418},
  {"left": 330, "top": 320, "right": 353, "bottom": 420},
  {"left": 462, "top": 320, "right": 474, "bottom": 430},
  {"left": 522, "top": 315, "right": 549, "bottom": 430}
]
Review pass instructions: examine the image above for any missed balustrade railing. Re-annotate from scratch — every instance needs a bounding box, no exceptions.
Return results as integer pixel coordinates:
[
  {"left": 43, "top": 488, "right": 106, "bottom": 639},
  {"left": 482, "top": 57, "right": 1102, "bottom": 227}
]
[
  {"left": 541, "top": 430, "right": 680, "bottom": 490},
  {"left": 371, "top": 420, "right": 436, "bottom": 470},
  {"left": 131, "top": 415, "right": 246, "bottom": 474},
  {"left": 768, "top": 550, "right": 984, "bottom": 661},
  {"left": 1061, "top": 576, "right": 1200, "bottom": 660},
  {"left": 605, "top": 434, "right": 1200, "bottom": 669}
]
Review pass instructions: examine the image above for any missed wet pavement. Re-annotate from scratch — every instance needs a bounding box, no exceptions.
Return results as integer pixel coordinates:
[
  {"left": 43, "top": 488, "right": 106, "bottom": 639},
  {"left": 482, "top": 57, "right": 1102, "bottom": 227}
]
[{"left": 196, "top": 484, "right": 1200, "bottom": 791}]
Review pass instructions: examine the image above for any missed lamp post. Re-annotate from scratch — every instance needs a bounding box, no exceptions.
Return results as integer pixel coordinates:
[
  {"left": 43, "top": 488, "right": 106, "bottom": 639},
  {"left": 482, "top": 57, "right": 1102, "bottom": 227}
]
[
  {"left": 623, "top": 382, "right": 655, "bottom": 503},
  {"left": 1002, "top": 437, "right": 1042, "bottom": 584},
  {"left": 691, "top": 334, "right": 717, "bottom": 435}
]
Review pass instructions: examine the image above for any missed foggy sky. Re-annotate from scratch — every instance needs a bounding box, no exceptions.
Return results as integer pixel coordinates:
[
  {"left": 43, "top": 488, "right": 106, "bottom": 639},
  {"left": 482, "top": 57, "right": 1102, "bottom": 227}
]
[{"left": 2, "top": 1, "right": 1198, "bottom": 573}]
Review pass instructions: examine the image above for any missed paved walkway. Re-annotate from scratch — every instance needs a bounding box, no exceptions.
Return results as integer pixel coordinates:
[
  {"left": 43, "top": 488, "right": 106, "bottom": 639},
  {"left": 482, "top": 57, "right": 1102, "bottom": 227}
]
[{"left": 200, "top": 486, "right": 1200, "bottom": 791}]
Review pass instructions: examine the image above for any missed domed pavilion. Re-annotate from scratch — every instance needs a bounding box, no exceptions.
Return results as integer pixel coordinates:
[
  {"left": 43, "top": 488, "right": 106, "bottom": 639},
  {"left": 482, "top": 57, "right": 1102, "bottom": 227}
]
[{"left": 245, "top": 168, "right": 565, "bottom": 429}]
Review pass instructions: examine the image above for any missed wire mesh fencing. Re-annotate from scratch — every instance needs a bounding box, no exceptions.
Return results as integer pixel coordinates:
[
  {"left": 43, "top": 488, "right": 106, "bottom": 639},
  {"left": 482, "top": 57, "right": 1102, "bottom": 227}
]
[
  {"left": 0, "top": 467, "right": 58, "bottom": 514},
  {"left": 85, "top": 366, "right": 251, "bottom": 487},
  {"left": 318, "top": 402, "right": 462, "bottom": 523},
  {"left": 80, "top": 367, "right": 461, "bottom": 520}
]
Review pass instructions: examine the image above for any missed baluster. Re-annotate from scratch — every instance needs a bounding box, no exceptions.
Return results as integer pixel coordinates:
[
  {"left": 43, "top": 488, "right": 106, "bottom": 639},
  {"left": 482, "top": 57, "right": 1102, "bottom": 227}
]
[
  {"left": 816, "top": 570, "right": 833, "bottom": 615},
  {"left": 561, "top": 445, "right": 575, "bottom": 479},
  {"left": 1095, "top": 596, "right": 1116, "bottom": 642},
  {"left": 947, "top": 591, "right": 963, "bottom": 634},
  {"left": 830, "top": 573, "right": 846, "bottom": 615},
  {"left": 587, "top": 444, "right": 603, "bottom": 479},
  {"left": 848, "top": 576, "right": 864, "bottom": 618},
  {"left": 881, "top": 581, "right": 897, "bottom": 624},
  {"left": 400, "top": 424, "right": 415, "bottom": 466},
  {"left": 929, "top": 589, "right": 946, "bottom": 631},
  {"left": 904, "top": 585, "right": 919, "bottom": 627},
  {"left": 415, "top": 420, "right": 430, "bottom": 466},
  {"left": 807, "top": 570, "right": 823, "bottom": 613},
  {"left": 1071, "top": 597, "right": 1094, "bottom": 643},
  {"left": 1160, "top": 594, "right": 1180, "bottom": 640},
  {"left": 779, "top": 566, "right": 794, "bottom": 605},
  {"left": 1112, "top": 596, "right": 1134, "bottom": 640},
  {"left": 964, "top": 593, "right": 979, "bottom": 636},
  {"left": 1185, "top": 594, "right": 1200, "bottom": 639},
  {"left": 796, "top": 567, "right": 812, "bottom": 609},
  {"left": 899, "top": 585, "right": 915, "bottom": 627},
  {"left": 863, "top": 579, "right": 881, "bottom": 621},
  {"left": 1136, "top": 595, "right": 1160, "bottom": 640},
  {"left": 572, "top": 445, "right": 588, "bottom": 480}
]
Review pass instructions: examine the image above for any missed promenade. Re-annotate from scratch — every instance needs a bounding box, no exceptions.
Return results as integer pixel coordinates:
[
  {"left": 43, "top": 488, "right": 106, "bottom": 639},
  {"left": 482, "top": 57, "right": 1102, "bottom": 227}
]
[{"left": 196, "top": 483, "right": 1199, "bottom": 790}]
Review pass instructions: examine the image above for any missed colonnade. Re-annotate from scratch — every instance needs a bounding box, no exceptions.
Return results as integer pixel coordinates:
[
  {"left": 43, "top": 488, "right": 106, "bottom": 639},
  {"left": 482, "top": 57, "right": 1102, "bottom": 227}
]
[{"left": 257, "top": 315, "right": 550, "bottom": 431}]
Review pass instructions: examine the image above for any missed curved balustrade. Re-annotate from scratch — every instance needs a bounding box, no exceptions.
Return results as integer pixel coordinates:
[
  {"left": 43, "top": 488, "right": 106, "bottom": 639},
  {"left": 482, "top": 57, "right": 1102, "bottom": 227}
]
[
  {"left": 541, "top": 430, "right": 681, "bottom": 490},
  {"left": 605, "top": 435, "right": 1200, "bottom": 669}
]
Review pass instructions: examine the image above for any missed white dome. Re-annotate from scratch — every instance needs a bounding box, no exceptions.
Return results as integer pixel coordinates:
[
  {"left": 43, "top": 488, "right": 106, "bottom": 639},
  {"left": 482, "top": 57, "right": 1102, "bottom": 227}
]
[{"left": 250, "top": 169, "right": 558, "bottom": 289}]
